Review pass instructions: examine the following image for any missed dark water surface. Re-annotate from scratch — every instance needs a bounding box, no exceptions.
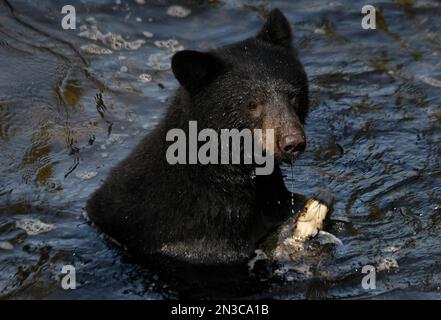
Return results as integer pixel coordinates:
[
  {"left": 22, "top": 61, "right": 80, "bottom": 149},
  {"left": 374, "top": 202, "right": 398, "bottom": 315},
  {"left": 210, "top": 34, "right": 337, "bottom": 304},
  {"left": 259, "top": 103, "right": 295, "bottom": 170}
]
[{"left": 0, "top": 0, "right": 440, "bottom": 299}]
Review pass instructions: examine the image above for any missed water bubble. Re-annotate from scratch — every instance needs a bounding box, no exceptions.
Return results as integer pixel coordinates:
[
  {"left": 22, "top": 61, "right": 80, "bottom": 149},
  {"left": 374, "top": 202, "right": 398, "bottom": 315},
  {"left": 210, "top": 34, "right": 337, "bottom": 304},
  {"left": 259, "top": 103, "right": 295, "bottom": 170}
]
[
  {"left": 419, "top": 75, "right": 441, "bottom": 87},
  {"left": 150, "top": 40, "right": 184, "bottom": 72},
  {"left": 166, "top": 5, "right": 191, "bottom": 18},
  {"left": 78, "top": 25, "right": 145, "bottom": 51},
  {"left": 147, "top": 53, "right": 172, "bottom": 71},
  {"left": 314, "top": 28, "right": 326, "bottom": 35},
  {"left": 138, "top": 73, "right": 152, "bottom": 83},
  {"left": 80, "top": 44, "right": 112, "bottom": 55},
  {"left": 82, "top": 211, "right": 90, "bottom": 222},
  {"left": 247, "top": 249, "right": 267, "bottom": 272},
  {"left": 16, "top": 219, "right": 56, "bottom": 235},
  {"left": 103, "top": 33, "right": 146, "bottom": 50},
  {"left": 377, "top": 257, "right": 399, "bottom": 271},
  {"left": 75, "top": 171, "right": 98, "bottom": 180},
  {"left": 154, "top": 39, "right": 180, "bottom": 49},
  {"left": 85, "top": 17, "right": 97, "bottom": 24},
  {"left": 78, "top": 28, "right": 102, "bottom": 41},
  {"left": 0, "top": 241, "right": 14, "bottom": 250},
  {"left": 315, "top": 231, "right": 343, "bottom": 245},
  {"left": 125, "top": 111, "right": 138, "bottom": 122},
  {"left": 106, "top": 134, "right": 129, "bottom": 145}
]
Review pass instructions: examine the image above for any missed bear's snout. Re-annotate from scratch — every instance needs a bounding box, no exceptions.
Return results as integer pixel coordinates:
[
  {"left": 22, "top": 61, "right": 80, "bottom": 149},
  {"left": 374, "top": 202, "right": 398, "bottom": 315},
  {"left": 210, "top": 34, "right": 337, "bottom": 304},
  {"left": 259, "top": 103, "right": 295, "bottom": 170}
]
[
  {"left": 278, "top": 123, "right": 306, "bottom": 160},
  {"left": 266, "top": 108, "right": 306, "bottom": 160},
  {"left": 279, "top": 132, "right": 306, "bottom": 159}
]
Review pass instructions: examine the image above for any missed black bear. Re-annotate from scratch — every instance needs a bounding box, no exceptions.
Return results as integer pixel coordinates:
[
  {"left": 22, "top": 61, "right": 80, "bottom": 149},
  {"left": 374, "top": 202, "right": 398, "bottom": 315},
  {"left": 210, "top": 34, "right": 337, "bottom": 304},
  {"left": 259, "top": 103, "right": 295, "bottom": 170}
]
[{"left": 86, "top": 9, "right": 309, "bottom": 267}]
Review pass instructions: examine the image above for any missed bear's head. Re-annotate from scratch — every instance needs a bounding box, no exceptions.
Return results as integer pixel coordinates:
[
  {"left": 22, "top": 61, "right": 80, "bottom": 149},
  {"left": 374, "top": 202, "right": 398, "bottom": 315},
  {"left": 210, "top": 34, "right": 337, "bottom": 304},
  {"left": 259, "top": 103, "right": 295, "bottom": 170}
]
[{"left": 171, "top": 9, "right": 308, "bottom": 162}]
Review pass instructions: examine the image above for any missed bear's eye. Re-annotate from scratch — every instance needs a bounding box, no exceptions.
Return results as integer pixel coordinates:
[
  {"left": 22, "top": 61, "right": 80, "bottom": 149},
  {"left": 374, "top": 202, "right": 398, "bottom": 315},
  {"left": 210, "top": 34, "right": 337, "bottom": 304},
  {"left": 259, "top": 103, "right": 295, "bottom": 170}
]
[
  {"left": 246, "top": 101, "right": 262, "bottom": 118},
  {"left": 288, "top": 92, "right": 299, "bottom": 110},
  {"left": 248, "top": 102, "right": 258, "bottom": 111}
]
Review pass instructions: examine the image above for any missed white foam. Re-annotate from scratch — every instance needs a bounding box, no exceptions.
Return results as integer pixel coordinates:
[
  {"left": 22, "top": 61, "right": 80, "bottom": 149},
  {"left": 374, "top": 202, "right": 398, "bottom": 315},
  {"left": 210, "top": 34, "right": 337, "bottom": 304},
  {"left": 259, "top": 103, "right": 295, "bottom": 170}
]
[
  {"left": 143, "top": 31, "right": 153, "bottom": 38},
  {"left": 147, "top": 39, "right": 184, "bottom": 71},
  {"left": 138, "top": 73, "right": 152, "bottom": 83},
  {"left": 377, "top": 257, "right": 399, "bottom": 271},
  {"left": 419, "top": 75, "right": 441, "bottom": 87},
  {"left": 166, "top": 5, "right": 191, "bottom": 18},
  {"left": 16, "top": 219, "right": 55, "bottom": 236},
  {"left": 75, "top": 171, "right": 98, "bottom": 180},
  {"left": 80, "top": 44, "right": 112, "bottom": 55},
  {"left": 0, "top": 241, "right": 14, "bottom": 250}
]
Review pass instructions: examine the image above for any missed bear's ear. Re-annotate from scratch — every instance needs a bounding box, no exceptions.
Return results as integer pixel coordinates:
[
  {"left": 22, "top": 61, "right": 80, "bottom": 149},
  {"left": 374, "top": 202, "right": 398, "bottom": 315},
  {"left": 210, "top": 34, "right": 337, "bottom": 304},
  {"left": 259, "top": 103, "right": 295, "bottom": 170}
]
[
  {"left": 256, "top": 9, "right": 292, "bottom": 48},
  {"left": 171, "top": 50, "right": 222, "bottom": 92}
]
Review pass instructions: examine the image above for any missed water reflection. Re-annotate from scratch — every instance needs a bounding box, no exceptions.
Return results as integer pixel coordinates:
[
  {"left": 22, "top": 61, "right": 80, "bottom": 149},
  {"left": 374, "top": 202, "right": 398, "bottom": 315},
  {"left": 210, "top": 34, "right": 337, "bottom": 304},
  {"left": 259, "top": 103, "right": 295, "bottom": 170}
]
[{"left": 0, "top": 0, "right": 440, "bottom": 299}]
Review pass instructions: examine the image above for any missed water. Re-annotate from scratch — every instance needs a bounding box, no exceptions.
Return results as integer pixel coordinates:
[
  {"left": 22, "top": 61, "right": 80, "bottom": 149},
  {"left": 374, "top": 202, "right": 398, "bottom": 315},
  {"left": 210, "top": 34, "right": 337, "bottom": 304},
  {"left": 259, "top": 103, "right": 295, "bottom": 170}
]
[{"left": 0, "top": 0, "right": 440, "bottom": 299}]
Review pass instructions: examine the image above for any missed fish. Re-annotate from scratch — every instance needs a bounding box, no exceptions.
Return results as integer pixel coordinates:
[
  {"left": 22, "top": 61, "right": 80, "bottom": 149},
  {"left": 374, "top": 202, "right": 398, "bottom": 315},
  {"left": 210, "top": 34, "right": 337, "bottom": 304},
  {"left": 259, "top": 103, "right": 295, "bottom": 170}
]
[{"left": 292, "top": 189, "right": 334, "bottom": 241}]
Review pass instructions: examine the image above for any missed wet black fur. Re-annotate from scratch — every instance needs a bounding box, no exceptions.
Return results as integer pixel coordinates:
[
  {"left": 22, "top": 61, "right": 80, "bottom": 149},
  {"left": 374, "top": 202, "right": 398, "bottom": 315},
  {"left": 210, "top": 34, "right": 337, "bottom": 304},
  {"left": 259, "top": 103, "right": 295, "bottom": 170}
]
[{"left": 87, "top": 9, "right": 309, "bottom": 266}]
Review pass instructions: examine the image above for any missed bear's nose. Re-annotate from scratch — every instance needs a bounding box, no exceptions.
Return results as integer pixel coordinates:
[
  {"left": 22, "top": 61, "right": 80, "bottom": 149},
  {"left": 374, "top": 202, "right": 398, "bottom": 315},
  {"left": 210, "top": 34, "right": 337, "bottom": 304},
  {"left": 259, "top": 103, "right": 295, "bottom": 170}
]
[{"left": 280, "top": 134, "right": 306, "bottom": 158}]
